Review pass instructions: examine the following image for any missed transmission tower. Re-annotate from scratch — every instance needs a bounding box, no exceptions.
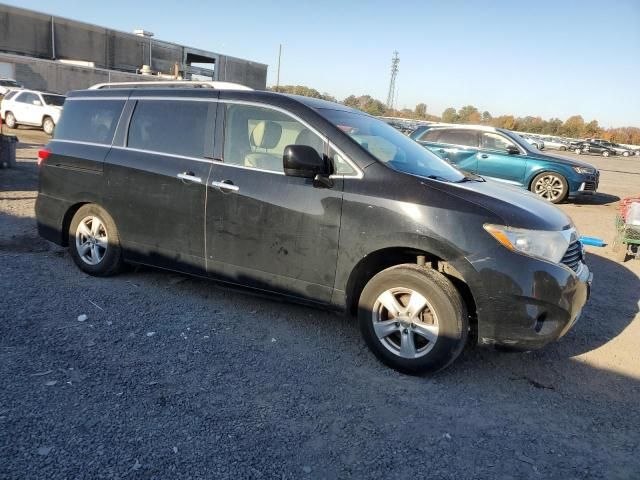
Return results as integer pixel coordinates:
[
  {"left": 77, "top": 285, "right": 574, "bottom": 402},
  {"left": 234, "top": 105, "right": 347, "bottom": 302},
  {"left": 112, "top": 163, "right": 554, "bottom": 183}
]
[{"left": 386, "top": 51, "right": 399, "bottom": 111}]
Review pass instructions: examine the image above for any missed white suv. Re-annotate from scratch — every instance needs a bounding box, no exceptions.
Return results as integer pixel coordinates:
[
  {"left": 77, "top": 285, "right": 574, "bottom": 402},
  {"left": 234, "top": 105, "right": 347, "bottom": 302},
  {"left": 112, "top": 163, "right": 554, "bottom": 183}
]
[{"left": 1, "top": 90, "right": 65, "bottom": 135}]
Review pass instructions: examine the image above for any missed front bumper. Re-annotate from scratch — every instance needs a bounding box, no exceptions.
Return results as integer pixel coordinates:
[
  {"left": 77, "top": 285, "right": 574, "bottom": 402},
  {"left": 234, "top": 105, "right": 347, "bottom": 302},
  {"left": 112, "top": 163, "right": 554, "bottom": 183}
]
[
  {"left": 470, "top": 248, "right": 593, "bottom": 350},
  {"left": 569, "top": 171, "right": 600, "bottom": 196}
]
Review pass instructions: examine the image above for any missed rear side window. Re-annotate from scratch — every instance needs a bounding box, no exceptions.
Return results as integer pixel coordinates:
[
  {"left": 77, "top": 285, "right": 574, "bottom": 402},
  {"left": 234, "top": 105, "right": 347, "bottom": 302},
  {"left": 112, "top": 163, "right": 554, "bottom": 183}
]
[
  {"left": 54, "top": 100, "right": 124, "bottom": 145},
  {"left": 127, "top": 100, "right": 211, "bottom": 158},
  {"left": 3, "top": 90, "right": 18, "bottom": 100},
  {"left": 418, "top": 129, "right": 441, "bottom": 142},
  {"left": 436, "top": 129, "right": 478, "bottom": 147}
]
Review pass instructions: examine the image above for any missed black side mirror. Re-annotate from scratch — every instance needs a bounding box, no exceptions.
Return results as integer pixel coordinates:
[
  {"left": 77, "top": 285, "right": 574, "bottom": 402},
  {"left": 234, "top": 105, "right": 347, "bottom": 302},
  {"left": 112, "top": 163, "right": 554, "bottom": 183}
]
[
  {"left": 283, "top": 145, "right": 329, "bottom": 178},
  {"left": 506, "top": 145, "right": 520, "bottom": 155}
]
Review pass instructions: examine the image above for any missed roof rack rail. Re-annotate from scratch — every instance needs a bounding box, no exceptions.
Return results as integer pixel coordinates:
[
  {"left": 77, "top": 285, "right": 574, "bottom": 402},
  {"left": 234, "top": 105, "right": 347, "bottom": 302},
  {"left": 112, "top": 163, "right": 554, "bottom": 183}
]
[{"left": 88, "top": 80, "right": 253, "bottom": 90}]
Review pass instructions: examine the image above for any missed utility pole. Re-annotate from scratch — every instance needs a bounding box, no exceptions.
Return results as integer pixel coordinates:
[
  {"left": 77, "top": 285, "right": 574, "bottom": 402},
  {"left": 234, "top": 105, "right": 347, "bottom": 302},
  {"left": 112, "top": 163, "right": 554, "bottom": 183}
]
[
  {"left": 386, "top": 51, "right": 399, "bottom": 111},
  {"left": 275, "top": 44, "right": 282, "bottom": 92}
]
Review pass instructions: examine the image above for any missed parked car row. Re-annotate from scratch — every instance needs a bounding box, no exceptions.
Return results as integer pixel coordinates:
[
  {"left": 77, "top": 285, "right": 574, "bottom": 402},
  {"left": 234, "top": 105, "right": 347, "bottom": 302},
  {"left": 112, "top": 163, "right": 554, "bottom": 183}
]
[{"left": 0, "top": 88, "right": 66, "bottom": 135}]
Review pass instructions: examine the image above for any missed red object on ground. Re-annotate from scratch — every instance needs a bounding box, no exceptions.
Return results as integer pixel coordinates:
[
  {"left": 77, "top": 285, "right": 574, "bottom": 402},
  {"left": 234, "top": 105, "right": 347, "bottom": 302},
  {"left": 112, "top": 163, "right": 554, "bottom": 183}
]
[{"left": 619, "top": 196, "right": 640, "bottom": 221}]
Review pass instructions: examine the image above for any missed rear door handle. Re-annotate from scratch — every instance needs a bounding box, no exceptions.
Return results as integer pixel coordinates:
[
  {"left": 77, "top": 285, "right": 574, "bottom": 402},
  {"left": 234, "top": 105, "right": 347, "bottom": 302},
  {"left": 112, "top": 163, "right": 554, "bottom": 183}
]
[
  {"left": 177, "top": 172, "right": 202, "bottom": 183},
  {"left": 211, "top": 180, "right": 239, "bottom": 192}
]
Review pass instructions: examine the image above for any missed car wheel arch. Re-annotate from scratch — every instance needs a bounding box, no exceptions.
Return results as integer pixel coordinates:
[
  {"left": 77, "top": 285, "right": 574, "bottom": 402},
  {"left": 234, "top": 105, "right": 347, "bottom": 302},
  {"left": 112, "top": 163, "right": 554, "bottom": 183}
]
[{"left": 344, "top": 246, "right": 480, "bottom": 341}]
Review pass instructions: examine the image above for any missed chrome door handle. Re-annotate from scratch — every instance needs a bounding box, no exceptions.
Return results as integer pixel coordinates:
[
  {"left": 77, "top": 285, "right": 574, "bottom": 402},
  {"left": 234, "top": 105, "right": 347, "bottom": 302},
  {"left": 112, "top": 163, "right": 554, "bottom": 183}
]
[
  {"left": 177, "top": 172, "right": 202, "bottom": 183},
  {"left": 211, "top": 180, "right": 239, "bottom": 192}
]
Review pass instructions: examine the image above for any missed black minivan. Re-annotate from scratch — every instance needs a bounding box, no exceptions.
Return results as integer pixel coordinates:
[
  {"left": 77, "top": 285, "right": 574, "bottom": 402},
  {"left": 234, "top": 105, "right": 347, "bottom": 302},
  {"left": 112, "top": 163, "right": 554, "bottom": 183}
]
[{"left": 36, "top": 84, "right": 592, "bottom": 374}]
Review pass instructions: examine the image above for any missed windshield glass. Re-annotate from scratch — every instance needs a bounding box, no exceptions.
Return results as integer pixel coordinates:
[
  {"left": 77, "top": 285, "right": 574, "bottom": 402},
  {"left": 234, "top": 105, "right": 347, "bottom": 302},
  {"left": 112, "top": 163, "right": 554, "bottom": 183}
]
[
  {"left": 318, "top": 108, "right": 467, "bottom": 182},
  {"left": 42, "top": 94, "right": 65, "bottom": 106},
  {"left": 0, "top": 80, "right": 20, "bottom": 87}
]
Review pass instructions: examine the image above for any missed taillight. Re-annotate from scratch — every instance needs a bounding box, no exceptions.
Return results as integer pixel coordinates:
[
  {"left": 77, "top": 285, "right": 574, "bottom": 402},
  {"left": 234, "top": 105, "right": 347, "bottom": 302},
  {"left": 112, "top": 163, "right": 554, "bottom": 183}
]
[{"left": 37, "top": 149, "right": 51, "bottom": 167}]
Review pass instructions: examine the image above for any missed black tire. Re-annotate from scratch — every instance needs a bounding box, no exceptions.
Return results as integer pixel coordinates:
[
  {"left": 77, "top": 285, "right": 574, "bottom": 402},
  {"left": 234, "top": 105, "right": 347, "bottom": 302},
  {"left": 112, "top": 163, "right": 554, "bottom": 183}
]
[
  {"left": 4, "top": 111, "right": 16, "bottom": 128},
  {"left": 560, "top": 146, "right": 566, "bottom": 151},
  {"left": 358, "top": 264, "right": 468, "bottom": 375},
  {"left": 530, "top": 171, "right": 568, "bottom": 204},
  {"left": 68, "top": 204, "right": 123, "bottom": 276}
]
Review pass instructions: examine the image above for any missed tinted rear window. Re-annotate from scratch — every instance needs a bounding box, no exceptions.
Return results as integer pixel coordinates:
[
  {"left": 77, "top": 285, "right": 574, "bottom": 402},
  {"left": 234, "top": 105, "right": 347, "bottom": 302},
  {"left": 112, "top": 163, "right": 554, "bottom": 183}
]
[
  {"left": 436, "top": 129, "right": 478, "bottom": 147},
  {"left": 127, "top": 100, "right": 211, "bottom": 158},
  {"left": 54, "top": 100, "right": 124, "bottom": 145}
]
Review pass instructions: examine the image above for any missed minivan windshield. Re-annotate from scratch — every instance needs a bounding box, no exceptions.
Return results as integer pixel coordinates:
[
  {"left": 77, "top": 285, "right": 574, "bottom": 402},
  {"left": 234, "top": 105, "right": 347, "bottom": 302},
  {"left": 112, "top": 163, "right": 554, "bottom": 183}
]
[
  {"left": 42, "top": 94, "right": 66, "bottom": 107},
  {"left": 318, "top": 108, "right": 467, "bottom": 182}
]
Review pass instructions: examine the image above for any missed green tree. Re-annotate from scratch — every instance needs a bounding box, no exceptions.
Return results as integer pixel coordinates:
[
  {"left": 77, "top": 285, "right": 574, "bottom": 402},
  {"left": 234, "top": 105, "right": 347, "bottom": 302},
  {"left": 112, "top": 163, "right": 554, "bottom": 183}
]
[
  {"left": 481, "top": 111, "right": 492, "bottom": 123},
  {"left": 442, "top": 107, "right": 459, "bottom": 123},
  {"left": 584, "top": 120, "right": 601, "bottom": 137},
  {"left": 457, "top": 105, "right": 480, "bottom": 124},
  {"left": 561, "top": 115, "right": 585, "bottom": 138},
  {"left": 342, "top": 95, "right": 387, "bottom": 116},
  {"left": 415, "top": 103, "right": 428, "bottom": 118}
]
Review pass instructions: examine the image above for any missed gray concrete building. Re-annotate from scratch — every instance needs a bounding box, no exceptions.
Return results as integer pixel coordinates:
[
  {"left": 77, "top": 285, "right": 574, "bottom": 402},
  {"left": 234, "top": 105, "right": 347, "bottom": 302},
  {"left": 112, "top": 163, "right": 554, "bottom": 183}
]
[{"left": 0, "top": 3, "right": 268, "bottom": 93}]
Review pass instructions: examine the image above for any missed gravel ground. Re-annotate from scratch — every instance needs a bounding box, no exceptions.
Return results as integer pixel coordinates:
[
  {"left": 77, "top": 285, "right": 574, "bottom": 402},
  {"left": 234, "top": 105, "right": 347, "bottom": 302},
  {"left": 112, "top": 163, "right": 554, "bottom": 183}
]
[{"left": 1, "top": 128, "right": 639, "bottom": 479}]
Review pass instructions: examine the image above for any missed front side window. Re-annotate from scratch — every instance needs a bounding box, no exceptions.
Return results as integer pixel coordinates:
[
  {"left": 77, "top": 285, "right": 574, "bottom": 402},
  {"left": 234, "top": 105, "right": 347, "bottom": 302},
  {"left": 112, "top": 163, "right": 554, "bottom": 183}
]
[
  {"left": 317, "top": 108, "right": 466, "bottom": 182},
  {"left": 482, "top": 132, "right": 518, "bottom": 152},
  {"left": 224, "top": 104, "right": 326, "bottom": 173},
  {"left": 127, "top": 100, "right": 211, "bottom": 158},
  {"left": 54, "top": 99, "right": 124, "bottom": 145}
]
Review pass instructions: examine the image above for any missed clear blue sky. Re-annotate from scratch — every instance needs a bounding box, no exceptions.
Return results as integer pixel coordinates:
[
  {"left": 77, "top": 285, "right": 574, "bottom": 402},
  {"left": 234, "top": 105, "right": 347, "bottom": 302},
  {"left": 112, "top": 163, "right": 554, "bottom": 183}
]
[{"left": 12, "top": 0, "right": 640, "bottom": 127}]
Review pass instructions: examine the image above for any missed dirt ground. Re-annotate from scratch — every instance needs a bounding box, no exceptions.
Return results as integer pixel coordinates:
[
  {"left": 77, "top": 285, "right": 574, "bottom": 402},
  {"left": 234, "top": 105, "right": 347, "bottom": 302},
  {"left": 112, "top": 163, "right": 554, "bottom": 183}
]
[{"left": 1, "top": 126, "right": 639, "bottom": 479}]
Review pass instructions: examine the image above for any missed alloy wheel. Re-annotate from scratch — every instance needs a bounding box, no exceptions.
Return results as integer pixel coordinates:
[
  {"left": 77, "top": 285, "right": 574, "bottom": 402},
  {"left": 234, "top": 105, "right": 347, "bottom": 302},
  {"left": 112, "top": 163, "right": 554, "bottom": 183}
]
[
  {"left": 533, "top": 174, "right": 564, "bottom": 201},
  {"left": 75, "top": 215, "right": 108, "bottom": 265},
  {"left": 371, "top": 287, "right": 439, "bottom": 359}
]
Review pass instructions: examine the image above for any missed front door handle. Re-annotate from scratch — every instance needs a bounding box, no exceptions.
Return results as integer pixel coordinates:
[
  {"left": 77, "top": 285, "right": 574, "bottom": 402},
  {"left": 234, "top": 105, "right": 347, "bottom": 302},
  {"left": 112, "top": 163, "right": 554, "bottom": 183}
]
[
  {"left": 211, "top": 180, "right": 239, "bottom": 192},
  {"left": 438, "top": 149, "right": 446, "bottom": 154},
  {"left": 177, "top": 172, "right": 202, "bottom": 183},
  {"left": 478, "top": 153, "right": 488, "bottom": 159}
]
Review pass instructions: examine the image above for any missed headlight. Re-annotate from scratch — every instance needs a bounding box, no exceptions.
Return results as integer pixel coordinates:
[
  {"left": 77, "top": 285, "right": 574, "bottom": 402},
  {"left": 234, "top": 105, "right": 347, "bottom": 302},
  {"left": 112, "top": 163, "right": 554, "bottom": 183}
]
[
  {"left": 573, "top": 166, "right": 595, "bottom": 174},
  {"left": 484, "top": 224, "right": 577, "bottom": 264}
]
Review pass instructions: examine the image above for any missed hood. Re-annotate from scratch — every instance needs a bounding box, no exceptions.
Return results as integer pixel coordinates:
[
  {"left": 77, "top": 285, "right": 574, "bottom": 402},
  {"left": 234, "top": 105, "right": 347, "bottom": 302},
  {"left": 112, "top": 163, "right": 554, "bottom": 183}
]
[
  {"left": 426, "top": 177, "right": 573, "bottom": 231},
  {"left": 526, "top": 149, "right": 597, "bottom": 169}
]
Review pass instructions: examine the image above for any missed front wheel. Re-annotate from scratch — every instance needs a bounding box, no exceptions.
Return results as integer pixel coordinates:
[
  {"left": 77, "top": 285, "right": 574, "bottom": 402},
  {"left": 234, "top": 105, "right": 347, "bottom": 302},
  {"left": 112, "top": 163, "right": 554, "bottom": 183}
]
[
  {"left": 358, "top": 265, "right": 468, "bottom": 375},
  {"left": 4, "top": 111, "right": 16, "bottom": 128},
  {"left": 69, "top": 204, "right": 123, "bottom": 276},
  {"left": 602, "top": 151, "right": 610, "bottom": 157},
  {"left": 575, "top": 148, "right": 582, "bottom": 154},
  {"left": 622, "top": 151, "right": 629, "bottom": 157},
  {"left": 42, "top": 116, "right": 55, "bottom": 135},
  {"left": 531, "top": 172, "right": 568, "bottom": 203}
]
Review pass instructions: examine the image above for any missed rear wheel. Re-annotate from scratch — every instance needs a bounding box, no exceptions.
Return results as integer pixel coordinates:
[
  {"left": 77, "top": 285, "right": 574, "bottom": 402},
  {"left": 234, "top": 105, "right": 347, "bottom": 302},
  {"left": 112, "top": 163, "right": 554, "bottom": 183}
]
[
  {"left": 531, "top": 172, "right": 568, "bottom": 203},
  {"left": 358, "top": 264, "right": 468, "bottom": 375},
  {"left": 42, "top": 116, "right": 55, "bottom": 135},
  {"left": 560, "top": 146, "right": 566, "bottom": 151},
  {"left": 69, "top": 204, "right": 123, "bottom": 276},
  {"left": 575, "top": 148, "right": 581, "bottom": 154},
  {"left": 602, "top": 151, "right": 610, "bottom": 157},
  {"left": 4, "top": 111, "right": 16, "bottom": 128},
  {"left": 622, "top": 151, "right": 629, "bottom": 157}
]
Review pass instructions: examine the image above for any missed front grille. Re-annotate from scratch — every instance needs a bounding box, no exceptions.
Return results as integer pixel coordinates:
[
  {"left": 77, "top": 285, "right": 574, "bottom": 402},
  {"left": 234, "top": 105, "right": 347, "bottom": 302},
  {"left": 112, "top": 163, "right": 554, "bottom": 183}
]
[{"left": 561, "top": 241, "right": 583, "bottom": 272}]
